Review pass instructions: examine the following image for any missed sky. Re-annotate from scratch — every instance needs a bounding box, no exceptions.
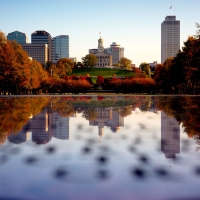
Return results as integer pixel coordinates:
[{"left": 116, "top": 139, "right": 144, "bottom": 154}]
[{"left": 0, "top": 0, "right": 200, "bottom": 66}]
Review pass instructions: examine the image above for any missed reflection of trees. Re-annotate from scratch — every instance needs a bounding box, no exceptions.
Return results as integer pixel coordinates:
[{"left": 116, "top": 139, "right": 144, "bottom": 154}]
[
  {"left": 140, "top": 97, "right": 151, "bottom": 112},
  {"left": 0, "top": 97, "right": 50, "bottom": 144},
  {"left": 119, "top": 105, "right": 132, "bottom": 117},
  {"left": 51, "top": 101, "right": 74, "bottom": 117},
  {"left": 82, "top": 108, "right": 98, "bottom": 120},
  {"left": 156, "top": 96, "right": 200, "bottom": 148}
]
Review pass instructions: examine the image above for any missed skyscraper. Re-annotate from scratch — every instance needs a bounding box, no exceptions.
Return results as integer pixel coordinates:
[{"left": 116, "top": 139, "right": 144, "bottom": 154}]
[
  {"left": 52, "top": 35, "right": 69, "bottom": 63},
  {"left": 31, "top": 30, "right": 52, "bottom": 61},
  {"left": 161, "top": 16, "right": 180, "bottom": 63},
  {"left": 7, "top": 31, "right": 28, "bottom": 44}
]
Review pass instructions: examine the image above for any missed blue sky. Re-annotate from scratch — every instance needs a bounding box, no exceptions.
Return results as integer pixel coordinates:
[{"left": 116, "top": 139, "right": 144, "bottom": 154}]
[{"left": 0, "top": 0, "right": 199, "bottom": 66}]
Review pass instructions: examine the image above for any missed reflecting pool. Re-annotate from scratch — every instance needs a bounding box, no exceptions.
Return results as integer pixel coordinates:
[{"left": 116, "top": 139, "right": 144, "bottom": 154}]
[{"left": 0, "top": 95, "right": 200, "bottom": 200}]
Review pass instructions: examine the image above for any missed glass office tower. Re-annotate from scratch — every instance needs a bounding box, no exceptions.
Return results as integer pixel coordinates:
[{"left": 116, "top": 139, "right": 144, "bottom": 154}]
[
  {"left": 52, "top": 35, "right": 69, "bottom": 63},
  {"left": 7, "top": 31, "right": 28, "bottom": 44}
]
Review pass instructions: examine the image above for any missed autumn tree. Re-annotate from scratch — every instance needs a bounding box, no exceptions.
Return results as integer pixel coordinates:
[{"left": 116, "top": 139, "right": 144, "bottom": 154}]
[
  {"left": 82, "top": 54, "right": 98, "bottom": 68},
  {"left": 154, "top": 58, "right": 173, "bottom": 93},
  {"left": 56, "top": 58, "right": 73, "bottom": 77},
  {"left": 119, "top": 57, "right": 132, "bottom": 70},
  {"left": 0, "top": 30, "right": 6, "bottom": 46}
]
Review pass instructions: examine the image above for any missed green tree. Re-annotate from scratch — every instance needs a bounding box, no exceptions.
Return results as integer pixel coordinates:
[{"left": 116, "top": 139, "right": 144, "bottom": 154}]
[
  {"left": 82, "top": 54, "right": 98, "bottom": 68},
  {"left": 139, "top": 62, "right": 151, "bottom": 77},
  {"left": 119, "top": 57, "right": 132, "bottom": 70},
  {"left": 56, "top": 58, "right": 73, "bottom": 77},
  {"left": 82, "top": 108, "right": 98, "bottom": 120}
]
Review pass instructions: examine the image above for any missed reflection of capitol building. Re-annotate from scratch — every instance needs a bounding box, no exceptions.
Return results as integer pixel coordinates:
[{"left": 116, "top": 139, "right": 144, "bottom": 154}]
[
  {"left": 89, "top": 108, "right": 124, "bottom": 137},
  {"left": 161, "top": 111, "right": 180, "bottom": 159}
]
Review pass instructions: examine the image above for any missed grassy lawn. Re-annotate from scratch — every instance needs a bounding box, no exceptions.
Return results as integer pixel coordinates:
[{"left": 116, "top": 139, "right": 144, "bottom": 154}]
[{"left": 71, "top": 68, "right": 135, "bottom": 77}]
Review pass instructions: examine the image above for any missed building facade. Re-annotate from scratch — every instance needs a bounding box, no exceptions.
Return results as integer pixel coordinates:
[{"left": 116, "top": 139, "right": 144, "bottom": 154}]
[
  {"left": 31, "top": 30, "right": 52, "bottom": 61},
  {"left": 161, "top": 16, "right": 180, "bottom": 63},
  {"left": 7, "top": 31, "right": 28, "bottom": 44},
  {"left": 22, "top": 43, "right": 48, "bottom": 65},
  {"left": 52, "top": 35, "right": 69, "bottom": 63}
]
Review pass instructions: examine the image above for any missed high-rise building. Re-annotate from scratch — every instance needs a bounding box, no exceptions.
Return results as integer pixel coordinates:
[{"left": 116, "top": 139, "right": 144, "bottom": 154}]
[
  {"left": 31, "top": 30, "right": 52, "bottom": 61},
  {"left": 52, "top": 35, "right": 69, "bottom": 63},
  {"left": 22, "top": 43, "right": 48, "bottom": 65},
  {"left": 161, "top": 111, "right": 180, "bottom": 159},
  {"left": 7, "top": 31, "right": 28, "bottom": 44},
  {"left": 107, "top": 42, "right": 124, "bottom": 65},
  {"left": 161, "top": 16, "right": 180, "bottom": 63}
]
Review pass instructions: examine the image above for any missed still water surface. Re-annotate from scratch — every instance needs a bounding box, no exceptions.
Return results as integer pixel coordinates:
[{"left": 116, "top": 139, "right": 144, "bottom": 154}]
[{"left": 0, "top": 95, "right": 200, "bottom": 200}]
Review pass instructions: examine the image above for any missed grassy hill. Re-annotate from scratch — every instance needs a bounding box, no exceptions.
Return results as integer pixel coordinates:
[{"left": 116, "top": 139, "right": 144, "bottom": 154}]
[{"left": 71, "top": 68, "right": 135, "bottom": 77}]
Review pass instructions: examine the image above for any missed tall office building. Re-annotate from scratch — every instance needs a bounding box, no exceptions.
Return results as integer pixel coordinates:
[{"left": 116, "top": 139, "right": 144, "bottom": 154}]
[
  {"left": 52, "top": 35, "right": 69, "bottom": 63},
  {"left": 31, "top": 30, "right": 52, "bottom": 61},
  {"left": 7, "top": 31, "right": 28, "bottom": 44},
  {"left": 22, "top": 43, "right": 48, "bottom": 65},
  {"left": 161, "top": 111, "right": 180, "bottom": 159},
  {"left": 161, "top": 16, "right": 180, "bottom": 63},
  {"left": 107, "top": 42, "right": 124, "bottom": 65}
]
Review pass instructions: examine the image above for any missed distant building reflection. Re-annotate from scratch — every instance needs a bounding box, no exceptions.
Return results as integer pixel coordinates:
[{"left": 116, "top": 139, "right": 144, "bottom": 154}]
[
  {"left": 89, "top": 108, "right": 124, "bottom": 137},
  {"left": 8, "top": 119, "right": 32, "bottom": 144},
  {"left": 52, "top": 112, "right": 69, "bottom": 140},
  {"left": 161, "top": 111, "right": 180, "bottom": 160},
  {"left": 8, "top": 108, "right": 72, "bottom": 145},
  {"left": 32, "top": 108, "right": 52, "bottom": 145}
]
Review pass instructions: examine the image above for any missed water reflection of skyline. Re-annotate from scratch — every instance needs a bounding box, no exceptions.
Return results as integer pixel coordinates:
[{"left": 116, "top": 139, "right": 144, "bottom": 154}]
[
  {"left": 7, "top": 103, "right": 181, "bottom": 164},
  {"left": 1, "top": 96, "right": 200, "bottom": 200}
]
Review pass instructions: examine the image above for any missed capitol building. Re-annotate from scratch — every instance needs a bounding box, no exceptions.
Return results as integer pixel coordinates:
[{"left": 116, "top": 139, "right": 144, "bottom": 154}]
[{"left": 89, "top": 36, "right": 124, "bottom": 67}]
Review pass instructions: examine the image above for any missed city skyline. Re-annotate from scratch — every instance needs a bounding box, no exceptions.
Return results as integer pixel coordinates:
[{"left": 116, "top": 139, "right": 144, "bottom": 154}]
[{"left": 0, "top": 0, "right": 199, "bottom": 66}]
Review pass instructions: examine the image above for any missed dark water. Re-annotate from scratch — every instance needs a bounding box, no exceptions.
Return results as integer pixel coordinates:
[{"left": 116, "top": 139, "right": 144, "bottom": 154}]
[{"left": 0, "top": 95, "right": 200, "bottom": 200}]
